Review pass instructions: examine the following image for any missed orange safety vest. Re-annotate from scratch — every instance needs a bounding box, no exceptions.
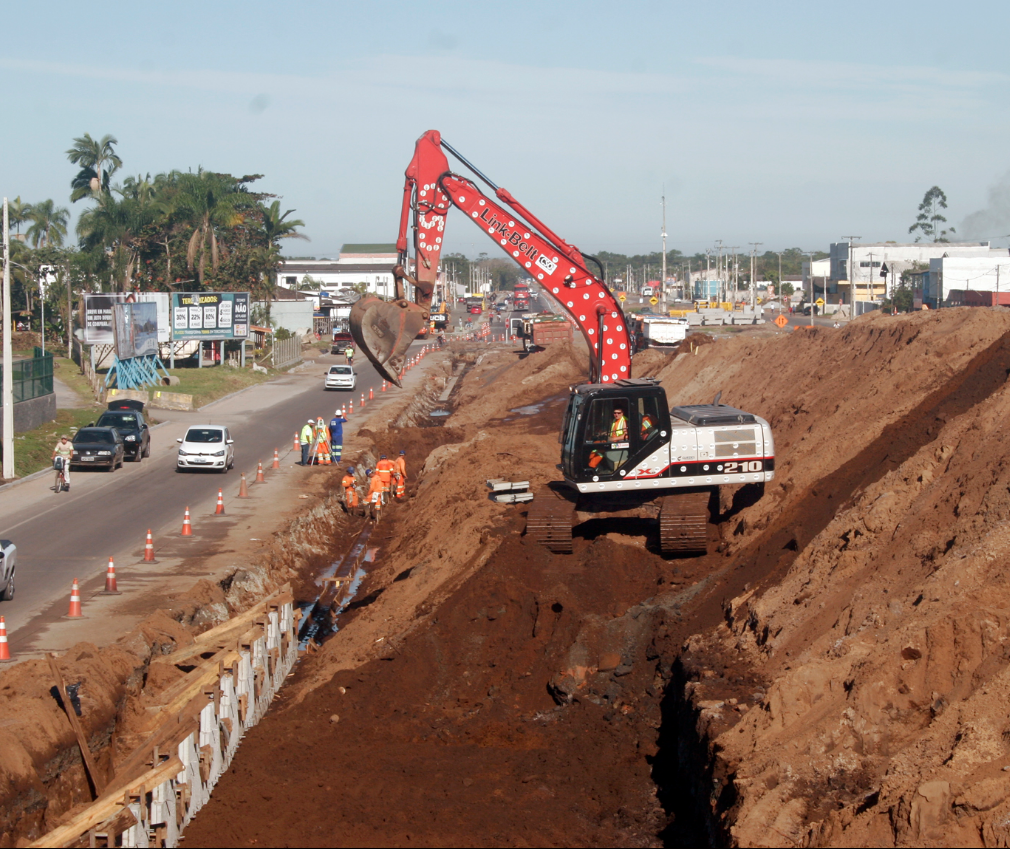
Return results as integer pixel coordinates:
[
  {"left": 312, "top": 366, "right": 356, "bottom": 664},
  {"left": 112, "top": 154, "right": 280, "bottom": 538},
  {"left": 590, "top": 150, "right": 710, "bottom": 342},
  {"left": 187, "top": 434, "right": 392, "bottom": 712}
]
[
  {"left": 376, "top": 459, "right": 395, "bottom": 488},
  {"left": 641, "top": 414, "right": 654, "bottom": 439},
  {"left": 341, "top": 474, "right": 358, "bottom": 507},
  {"left": 610, "top": 414, "right": 628, "bottom": 441}
]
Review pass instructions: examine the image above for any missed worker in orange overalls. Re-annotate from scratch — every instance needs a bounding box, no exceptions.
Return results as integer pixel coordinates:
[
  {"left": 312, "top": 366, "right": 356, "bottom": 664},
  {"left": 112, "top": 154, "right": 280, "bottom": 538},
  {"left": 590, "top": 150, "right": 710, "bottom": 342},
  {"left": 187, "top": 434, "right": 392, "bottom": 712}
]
[
  {"left": 375, "top": 454, "right": 395, "bottom": 501},
  {"left": 393, "top": 450, "right": 407, "bottom": 500},
  {"left": 366, "top": 469, "right": 385, "bottom": 520},
  {"left": 341, "top": 466, "right": 359, "bottom": 515}
]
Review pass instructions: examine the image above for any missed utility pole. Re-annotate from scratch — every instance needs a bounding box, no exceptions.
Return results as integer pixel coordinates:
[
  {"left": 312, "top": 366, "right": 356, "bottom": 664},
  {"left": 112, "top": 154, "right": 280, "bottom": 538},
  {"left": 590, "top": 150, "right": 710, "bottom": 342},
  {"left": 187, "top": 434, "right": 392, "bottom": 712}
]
[
  {"left": 806, "top": 251, "right": 817, "bottom": 318},
  {"left": 843, "top": 236, "right": 861, "bottom": 318},
  {"left": 2, "top": 199, "right": 13, "bottom": 482},
  {"left": 661, "top": 191, "right": 667, "bottom": 309},
  {"left": 715, "top": 240, "right": 723, "bottom": 303},
  {"left": 749, "top": 242, "right": 762, "bottom": 311}
]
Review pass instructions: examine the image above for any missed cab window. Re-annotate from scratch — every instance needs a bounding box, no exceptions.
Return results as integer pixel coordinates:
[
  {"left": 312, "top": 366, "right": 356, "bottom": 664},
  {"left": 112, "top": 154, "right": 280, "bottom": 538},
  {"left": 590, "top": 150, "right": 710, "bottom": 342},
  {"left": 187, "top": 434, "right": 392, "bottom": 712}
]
[{"left": 581, "top": 397, "right": 630, "bottom": 475}]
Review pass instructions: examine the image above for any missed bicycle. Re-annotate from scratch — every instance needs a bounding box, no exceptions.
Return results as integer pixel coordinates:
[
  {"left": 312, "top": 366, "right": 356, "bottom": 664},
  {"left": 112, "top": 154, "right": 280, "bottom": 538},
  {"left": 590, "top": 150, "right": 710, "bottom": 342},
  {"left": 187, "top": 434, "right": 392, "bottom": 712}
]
[{"left": 53, "top": 457, "right": 68, "bottom": 493}]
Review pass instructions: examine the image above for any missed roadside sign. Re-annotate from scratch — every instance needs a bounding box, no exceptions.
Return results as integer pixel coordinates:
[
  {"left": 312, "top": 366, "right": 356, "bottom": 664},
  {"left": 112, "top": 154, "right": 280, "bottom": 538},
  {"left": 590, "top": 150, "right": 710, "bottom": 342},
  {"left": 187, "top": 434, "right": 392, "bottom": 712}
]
[
  {"left": 649, "top": 297, "right": 658, "bottom": 305},
  {"left": 815, "top": 298, "right": 824, "bottom": 306},
  {"left": 774, "top": 314, "right": 789, "bottom": 329},
  {"left": 618, "top": 293, "right": 626, "bottom": 302}
]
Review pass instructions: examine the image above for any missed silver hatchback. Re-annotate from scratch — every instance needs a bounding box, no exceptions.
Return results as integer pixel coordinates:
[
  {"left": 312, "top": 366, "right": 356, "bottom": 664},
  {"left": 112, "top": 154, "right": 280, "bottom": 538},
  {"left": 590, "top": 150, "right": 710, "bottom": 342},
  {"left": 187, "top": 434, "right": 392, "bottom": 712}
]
[
  {"left": 176, "top": 425, "right": 235, "bottom": 473},
  {"left": 324, "top": 365, "right": 356, "bottom": 391}
]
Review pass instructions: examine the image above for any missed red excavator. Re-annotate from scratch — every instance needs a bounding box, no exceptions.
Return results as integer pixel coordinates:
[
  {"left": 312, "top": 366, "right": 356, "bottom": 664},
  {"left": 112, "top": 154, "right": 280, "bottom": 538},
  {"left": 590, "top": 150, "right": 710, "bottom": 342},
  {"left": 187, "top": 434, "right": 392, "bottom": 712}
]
[{"left": 351, "top": 130, "right": 775, "bottom": 553}]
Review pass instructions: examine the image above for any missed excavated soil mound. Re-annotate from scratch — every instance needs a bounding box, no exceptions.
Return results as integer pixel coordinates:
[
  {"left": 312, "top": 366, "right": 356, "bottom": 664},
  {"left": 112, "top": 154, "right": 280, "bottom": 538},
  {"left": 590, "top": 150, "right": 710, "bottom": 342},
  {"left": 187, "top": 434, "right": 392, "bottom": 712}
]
[{"left": 185, "top": 309, "right": 1010, "bottom": 848}]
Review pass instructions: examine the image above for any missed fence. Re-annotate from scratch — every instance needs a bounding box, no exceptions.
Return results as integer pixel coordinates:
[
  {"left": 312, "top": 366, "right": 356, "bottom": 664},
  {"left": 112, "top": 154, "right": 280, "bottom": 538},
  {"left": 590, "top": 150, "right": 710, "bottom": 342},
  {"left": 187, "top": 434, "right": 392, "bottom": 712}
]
[
  {"left": 0, "top": 348, "right": 54, "bottom": 404},
  {"left": 271, "top": 336, "right": 302, "bottom": 369},
  {"left": 32, "top": 588, "right": 297, "bottom": 849}
]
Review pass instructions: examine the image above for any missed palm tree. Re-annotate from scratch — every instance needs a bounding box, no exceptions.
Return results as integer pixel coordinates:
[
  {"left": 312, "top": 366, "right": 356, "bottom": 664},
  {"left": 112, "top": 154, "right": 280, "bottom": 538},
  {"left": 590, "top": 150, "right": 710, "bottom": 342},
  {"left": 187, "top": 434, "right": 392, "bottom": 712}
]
[
  {"left": 77, "top": 186, "right": 157, "bottom": 291},
  {"left": 25, "top": 199, "right": 70, "bottom": 248},
  {"left": 67, "top": 133, "right": 122, "bottom": 202},
  {"left": 7, "top": 197, "right": 31, "bottom": 238},
  {"left": 176, "top": 170, "right": 245, "bottom": 286}
]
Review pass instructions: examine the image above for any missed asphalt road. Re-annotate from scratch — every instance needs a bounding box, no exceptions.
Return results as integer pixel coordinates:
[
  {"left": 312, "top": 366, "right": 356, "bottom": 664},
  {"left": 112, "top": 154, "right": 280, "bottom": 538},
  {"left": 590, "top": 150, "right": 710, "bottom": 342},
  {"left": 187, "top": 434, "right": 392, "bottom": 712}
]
[{"left": 0, "top": 339, "right": 429, "bottom": 640}]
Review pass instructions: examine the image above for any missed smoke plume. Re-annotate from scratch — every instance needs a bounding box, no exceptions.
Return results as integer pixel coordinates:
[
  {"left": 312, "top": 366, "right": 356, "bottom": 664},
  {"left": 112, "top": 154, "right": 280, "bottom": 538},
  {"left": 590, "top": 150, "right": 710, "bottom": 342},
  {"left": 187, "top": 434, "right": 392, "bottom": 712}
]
[{"left": 961, "top": 171, "right": 1010, "bottom": 241}]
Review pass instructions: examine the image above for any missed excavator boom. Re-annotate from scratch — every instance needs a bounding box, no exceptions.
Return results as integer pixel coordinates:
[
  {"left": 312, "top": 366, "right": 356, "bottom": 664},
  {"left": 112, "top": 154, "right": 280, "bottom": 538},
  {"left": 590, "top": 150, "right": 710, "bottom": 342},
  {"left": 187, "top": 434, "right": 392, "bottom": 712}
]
[{"left": 350, "top": 130, "right": 633, "bottom": 385}]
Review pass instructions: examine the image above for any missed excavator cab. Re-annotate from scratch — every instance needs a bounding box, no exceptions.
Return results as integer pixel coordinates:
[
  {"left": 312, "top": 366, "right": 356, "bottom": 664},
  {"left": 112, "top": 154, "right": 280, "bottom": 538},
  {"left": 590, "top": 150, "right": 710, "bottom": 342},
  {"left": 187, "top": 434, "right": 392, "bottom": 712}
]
[{"left": 560, "top": 379, "right": 669, "bottom": 485}]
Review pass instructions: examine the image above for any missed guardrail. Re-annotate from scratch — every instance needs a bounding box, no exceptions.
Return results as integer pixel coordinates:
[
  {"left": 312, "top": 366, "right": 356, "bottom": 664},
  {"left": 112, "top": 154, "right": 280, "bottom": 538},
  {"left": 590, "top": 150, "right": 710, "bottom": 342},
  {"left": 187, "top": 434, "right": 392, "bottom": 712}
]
[{"left": 32, "top": 587, "right": 298, "bottom": 848}]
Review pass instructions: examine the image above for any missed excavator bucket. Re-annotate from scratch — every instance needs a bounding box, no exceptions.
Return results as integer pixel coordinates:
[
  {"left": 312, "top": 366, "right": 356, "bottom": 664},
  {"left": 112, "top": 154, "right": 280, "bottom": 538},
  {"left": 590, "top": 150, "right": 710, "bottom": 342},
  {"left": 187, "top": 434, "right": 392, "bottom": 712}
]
[{"left": 349, "top": 295, "right": 428, "bottom": 387}]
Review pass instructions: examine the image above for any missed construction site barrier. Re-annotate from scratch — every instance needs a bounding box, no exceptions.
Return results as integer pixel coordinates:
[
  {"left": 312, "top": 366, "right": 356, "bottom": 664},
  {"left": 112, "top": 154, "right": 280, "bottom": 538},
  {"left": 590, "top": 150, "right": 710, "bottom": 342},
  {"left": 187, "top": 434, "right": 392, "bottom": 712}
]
[{"left": 31, "top": 587, "right": 298, "bottom": 849}]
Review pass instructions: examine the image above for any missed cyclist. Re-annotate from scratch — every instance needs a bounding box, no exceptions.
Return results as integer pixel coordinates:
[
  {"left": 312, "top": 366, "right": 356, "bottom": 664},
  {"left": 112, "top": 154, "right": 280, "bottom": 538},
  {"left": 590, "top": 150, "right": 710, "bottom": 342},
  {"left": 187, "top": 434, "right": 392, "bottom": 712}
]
[
  {"left": 52, "top": 434, "right": 73, "bottom": 491},
  {"left": 344, "top": 345, "right": 354, "bottom": 365}
]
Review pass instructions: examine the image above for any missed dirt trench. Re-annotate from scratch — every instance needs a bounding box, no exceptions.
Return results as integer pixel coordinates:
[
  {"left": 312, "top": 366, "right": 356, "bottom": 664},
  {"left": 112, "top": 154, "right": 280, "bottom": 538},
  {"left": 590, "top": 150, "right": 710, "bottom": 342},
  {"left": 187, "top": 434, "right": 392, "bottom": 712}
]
[{"left": 175, "top": 312, "right": 1010, "bottom": 847}]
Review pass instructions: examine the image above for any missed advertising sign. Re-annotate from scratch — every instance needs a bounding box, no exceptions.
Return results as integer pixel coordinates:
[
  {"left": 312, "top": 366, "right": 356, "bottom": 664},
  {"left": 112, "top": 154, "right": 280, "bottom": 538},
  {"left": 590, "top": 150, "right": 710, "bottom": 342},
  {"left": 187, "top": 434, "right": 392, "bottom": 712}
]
[
  {"left": 111, "top": 303, "right": 160, "bottom": 359},
  {"left": 81, "top": 293, "right": 169, "bottom": 345},
  {"left": 171, "top": 292, "right": 249, "bottom": 340}
]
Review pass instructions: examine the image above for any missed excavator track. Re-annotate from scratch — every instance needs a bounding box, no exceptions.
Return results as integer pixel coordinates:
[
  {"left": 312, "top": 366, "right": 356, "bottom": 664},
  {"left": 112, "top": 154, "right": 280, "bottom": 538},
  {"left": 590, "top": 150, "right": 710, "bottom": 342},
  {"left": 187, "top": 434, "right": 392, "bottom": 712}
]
[
  {"left": 526, "top": 490, "right": 575, "bottom": 553},
  {"left": 658, "top": 491, "right": 711, "bottom": 555}
]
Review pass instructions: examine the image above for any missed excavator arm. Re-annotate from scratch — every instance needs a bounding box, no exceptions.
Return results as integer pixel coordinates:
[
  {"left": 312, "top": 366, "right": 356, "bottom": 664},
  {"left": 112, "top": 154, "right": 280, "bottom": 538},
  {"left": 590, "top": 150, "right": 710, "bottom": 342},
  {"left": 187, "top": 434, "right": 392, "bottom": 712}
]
[{"left": 350, "top": 130, "right": 633, "bottom": 386}]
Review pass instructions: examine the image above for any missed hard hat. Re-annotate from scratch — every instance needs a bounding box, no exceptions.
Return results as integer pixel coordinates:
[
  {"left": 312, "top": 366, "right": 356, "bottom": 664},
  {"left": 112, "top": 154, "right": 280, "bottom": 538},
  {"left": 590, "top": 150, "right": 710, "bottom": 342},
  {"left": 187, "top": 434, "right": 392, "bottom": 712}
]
[
  {"left": 366, "top": 469, "right": 374, "bottom": 476},
  {"left": 347, "top": 466, "right": 354, "bottom": 474},
  {"left": 380, "top": 454, "right": 387, "bottom": 459},
  {"left": 307, "top": 418, "right": 314, "bottom": 423},
  {"left": 399, "top": 450, "right": 405, "bottom": 455}
]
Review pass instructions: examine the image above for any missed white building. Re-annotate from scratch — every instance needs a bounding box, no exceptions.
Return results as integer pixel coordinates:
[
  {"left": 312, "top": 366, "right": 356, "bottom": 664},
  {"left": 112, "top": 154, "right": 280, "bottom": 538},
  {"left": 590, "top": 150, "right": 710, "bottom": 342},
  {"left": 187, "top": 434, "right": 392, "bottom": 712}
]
[
  {"left": 829, "top": 241, "right": 993, "bottom": 304},
  {"left": 277, "top": 244, "right": 399, "bottom": 299},
  {"left": 925, "top": 252, "right": 1010, "bottom": 307}
]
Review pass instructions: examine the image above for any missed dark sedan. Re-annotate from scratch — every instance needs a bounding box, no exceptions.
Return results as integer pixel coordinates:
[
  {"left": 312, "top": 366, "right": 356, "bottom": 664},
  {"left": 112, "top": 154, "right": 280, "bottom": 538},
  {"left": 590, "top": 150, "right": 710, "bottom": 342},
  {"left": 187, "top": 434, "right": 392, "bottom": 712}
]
[
  {"left": 94, "top": 409, "right": 150, "bottom": 462},
  {"left": 71, "top": 428, "right": 125, "bottom": 471}
]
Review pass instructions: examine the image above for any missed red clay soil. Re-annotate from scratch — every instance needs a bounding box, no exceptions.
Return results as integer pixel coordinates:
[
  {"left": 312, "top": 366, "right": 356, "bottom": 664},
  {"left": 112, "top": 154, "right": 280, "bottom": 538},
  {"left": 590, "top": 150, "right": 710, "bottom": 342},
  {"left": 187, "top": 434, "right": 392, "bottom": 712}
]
[{"left": 186, "top": 310, "right": 1010, "bottom": 848}]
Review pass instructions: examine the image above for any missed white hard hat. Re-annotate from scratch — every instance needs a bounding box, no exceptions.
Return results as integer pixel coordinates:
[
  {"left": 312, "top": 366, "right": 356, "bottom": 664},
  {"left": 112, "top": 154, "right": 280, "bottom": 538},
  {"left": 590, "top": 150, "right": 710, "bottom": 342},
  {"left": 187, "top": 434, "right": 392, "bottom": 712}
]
[{"left": 307, "top": 418, "right": 314, "bottom": 423}]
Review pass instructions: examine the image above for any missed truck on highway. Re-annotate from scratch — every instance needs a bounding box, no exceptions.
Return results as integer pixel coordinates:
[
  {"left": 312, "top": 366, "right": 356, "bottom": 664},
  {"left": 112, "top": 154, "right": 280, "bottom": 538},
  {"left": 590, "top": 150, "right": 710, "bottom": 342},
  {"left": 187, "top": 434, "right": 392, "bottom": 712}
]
[
  {"left": 632, "top": 315, "right": 690, "bottom": 349},
  {"left": 513, "top": 281, "right": 530, "bottom": 311},
  {"left": 517, "top": 313, "right": 574, "bottom": 351}
]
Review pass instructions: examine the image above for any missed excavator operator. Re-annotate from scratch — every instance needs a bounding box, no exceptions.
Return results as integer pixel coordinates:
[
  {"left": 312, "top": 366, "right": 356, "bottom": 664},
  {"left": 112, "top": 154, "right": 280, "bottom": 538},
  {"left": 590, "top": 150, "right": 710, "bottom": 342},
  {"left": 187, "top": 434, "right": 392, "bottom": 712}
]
[{"left": 606, "top": 407, "right": 629, "bottom": 471}]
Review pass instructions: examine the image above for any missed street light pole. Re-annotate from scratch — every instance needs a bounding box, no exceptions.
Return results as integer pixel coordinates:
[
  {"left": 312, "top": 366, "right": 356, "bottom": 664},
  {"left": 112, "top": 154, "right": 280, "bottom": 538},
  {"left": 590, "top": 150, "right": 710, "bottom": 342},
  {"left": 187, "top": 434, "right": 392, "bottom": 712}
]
[
  {"left": 843, "top": 236, "right": 861, "bottom": 318},
  {"left": 2, "top": 199, "right": 13, "bottom": 481}
]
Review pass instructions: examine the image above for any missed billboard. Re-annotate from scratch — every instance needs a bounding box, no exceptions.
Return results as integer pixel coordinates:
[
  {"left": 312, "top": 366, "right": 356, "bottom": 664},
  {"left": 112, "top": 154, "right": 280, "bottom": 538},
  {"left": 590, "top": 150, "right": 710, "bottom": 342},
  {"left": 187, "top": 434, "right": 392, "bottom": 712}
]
[
  {"left": 111, "top": 303, "right": 159, "bottom": 359},
  {"left": 172, "top": 292, "right": 249, "bottom": 340},
  {"left": 81, "top": 293, "right": 169, "bottom": 345}
]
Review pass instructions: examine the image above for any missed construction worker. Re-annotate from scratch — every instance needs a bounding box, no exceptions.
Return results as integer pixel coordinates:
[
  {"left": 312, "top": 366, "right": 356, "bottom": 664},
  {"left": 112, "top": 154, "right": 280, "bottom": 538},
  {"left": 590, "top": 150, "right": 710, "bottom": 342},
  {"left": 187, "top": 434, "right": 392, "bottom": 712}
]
[
  {"left": 299, "top": 418, "right": 314, "bottom": 466},
  {"left": 314, "top": 417, "right": 331, "bottom": 464},
  {"left": 366, "top": 468, "right": 384, "bottom": 520},
  {"left": 328, "top": 409, "right": 347, "bottom": 464},
  {"left": 393, "top": 450, "right": 407, "bottom": 499},
  {"left": 375, "top": 454, "right": 395, "bottom": 500},
  {"left": 606, "top": 407, "right": 629, "bottom": 471},
  {"left": 341, "top": 466, "right": 360, "bottom": 515},
  {"left": 640, "top": 412, "right": 655, "bottom": 440}
]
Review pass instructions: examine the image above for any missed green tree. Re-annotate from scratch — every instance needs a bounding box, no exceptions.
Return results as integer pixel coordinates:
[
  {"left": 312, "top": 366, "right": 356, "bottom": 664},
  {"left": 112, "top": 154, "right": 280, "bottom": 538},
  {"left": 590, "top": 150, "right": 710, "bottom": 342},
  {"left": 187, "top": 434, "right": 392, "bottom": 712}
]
[
  {"left": 909, "top": 186, "right": 955, "bottom": 243},
  {"left": 25, "top": 199, "right": 70, "bottom": 248},
  {"left": 7, "top": 197, "right": 32, "bottom": 238},
  {"left": 176, "top": 170, "right": 246, "bottom": 286},
  {"left": 67, "top": 133, "right": 123, "bottom": 202}
]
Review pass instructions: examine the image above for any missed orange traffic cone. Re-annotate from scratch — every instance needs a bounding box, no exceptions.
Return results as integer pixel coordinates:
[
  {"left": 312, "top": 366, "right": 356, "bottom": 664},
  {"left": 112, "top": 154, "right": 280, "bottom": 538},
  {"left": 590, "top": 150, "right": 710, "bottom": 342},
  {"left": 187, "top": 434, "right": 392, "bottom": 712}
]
[
  {"left": 256, "top": 462, "right": 265, "bottom": 483},
  {"left": 65, "top": 579, "right": 83, "bottom": 618},
  {"left": 293, "top": 432, "right": 299, "bottom": 450},
  {"left": 382, "top": 380, "right": 386, "bottom": 392},
  {"left": 238, "top": 473, "right": 249, "bottom": 498},
  {"left": 0, "top": 616, "right": 11, "bottom": 662},
  {"left": 181, "top": 507, "right": 193, "bottom": 536},
  {"left": 360, "top": 392, "right": 365, "bottom": 408},
  {"left": 215, "top": 488, "right": 225, "bottom": 515},
  {"left": 272, "top": 449, "right": 280, "bottom": 470},
  {"left": 369, "top": 386, "right": 374, "bottom": 400},
  {"left": 143, "top": 529, "right": 157, "bottom": 562},
  {"left": 349, "top": 399, "right": 354, "bottom": 416},
  {"left": 100, "top": 557, "right": 121, "bottom": 595}
]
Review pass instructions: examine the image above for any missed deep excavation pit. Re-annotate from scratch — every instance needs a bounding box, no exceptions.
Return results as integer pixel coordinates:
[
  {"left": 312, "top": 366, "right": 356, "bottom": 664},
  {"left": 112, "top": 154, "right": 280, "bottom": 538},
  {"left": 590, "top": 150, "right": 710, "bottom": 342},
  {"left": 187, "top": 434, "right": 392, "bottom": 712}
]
[{"left": 167, "top": 312, "right": 1010, "bottom": 847}]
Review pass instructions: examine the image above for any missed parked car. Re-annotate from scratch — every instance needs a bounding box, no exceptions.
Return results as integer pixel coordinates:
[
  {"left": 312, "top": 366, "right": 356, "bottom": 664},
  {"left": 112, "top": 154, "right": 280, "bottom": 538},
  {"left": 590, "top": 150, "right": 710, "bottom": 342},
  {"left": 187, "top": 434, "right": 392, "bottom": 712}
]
[
  {"left": 0, "top": 540, "right": 15, "bottom": 602},
  {"left": 94, "top": 402, "right": 151, "bottom": 462},
  {"left": 176, "top": 425, "right": 235, "bottom": 473},
  {"left": 324, "top": 365, "right": 356, "bottom": 391},
  {"left": 72, "top": 427, "right": 126, "bottom": 471}
]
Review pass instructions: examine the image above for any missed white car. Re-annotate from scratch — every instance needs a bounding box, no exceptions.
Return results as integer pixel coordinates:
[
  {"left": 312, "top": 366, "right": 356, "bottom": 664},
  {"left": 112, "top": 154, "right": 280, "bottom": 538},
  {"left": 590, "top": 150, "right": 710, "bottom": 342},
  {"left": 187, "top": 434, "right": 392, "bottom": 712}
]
[
  {"left": 176, "top": 425, "right": 235, "bottom": 473},
  {"left": 0, "top": 539, "right": 15, "bottom": 602},
  {"left": 324, "top": 365, "right": 356, "bottom": 391}
]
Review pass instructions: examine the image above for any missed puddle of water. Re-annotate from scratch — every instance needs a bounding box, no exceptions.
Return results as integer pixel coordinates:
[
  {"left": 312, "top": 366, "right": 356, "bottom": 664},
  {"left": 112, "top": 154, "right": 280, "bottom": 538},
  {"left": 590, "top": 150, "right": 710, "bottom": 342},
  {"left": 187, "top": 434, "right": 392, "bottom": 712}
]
[
  {"left": 429, "top": 409, "right": 451, "bottom": 417},
  {"left": 509, "top": 404, "right": 544, "bottom": 415}
]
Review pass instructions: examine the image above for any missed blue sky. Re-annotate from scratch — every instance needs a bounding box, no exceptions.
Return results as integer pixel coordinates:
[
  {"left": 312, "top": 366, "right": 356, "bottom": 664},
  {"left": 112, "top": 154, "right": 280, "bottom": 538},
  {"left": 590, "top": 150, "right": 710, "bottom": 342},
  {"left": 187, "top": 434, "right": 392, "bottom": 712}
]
[{"left": 3, "top": 0, "right": 1009, "bottom": 260}]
